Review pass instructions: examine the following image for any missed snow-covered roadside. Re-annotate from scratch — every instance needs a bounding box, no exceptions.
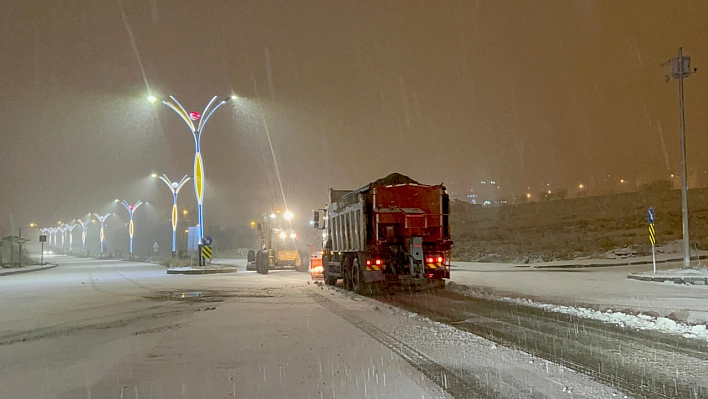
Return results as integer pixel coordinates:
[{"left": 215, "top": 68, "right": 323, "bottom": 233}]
[{"left": 448, "top": 283, "right": 708, "bottom": 342}]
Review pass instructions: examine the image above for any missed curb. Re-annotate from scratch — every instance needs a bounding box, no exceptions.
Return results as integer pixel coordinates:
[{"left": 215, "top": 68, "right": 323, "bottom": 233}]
[
  {"left": 166, "top": 268, "right": 237, "bottom": 275},
  {"left": 627, "top": 273, "right": 708, "bottom": 285},
  {"left": 0, "top": 264, "right": 58, "bottom": 277},
  {"left": 513, "top": 254, "right": 708, "bottom": 269}
]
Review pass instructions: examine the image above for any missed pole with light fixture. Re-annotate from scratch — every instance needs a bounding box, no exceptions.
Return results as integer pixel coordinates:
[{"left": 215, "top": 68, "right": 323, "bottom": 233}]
[
  {"left": 150, "top": 94, "right": 238, "bottom": 241},
  {"left": 65, "top": 221, "right": 77, "bottom": 252},
  {"left": 155, "top": 174, "right": 191, "bottom": 257},
  {"left": 77, "top": 218, "right": 91, "bottom": 254},
  {"left": 120, "top": 200, "right": 143, "bottom": 258},
  {"left": 93, "top": 212, "right": 111, "bottom": 257}
]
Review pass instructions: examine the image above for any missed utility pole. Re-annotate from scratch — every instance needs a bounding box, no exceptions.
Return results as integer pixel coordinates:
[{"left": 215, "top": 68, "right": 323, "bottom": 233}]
[{"left": 664, "top": 47, "right": 694, "bottom": 268}]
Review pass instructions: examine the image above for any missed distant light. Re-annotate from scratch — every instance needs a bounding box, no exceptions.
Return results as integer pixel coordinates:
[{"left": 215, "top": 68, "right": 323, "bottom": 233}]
[
  {"left": 270, "top": 213, "right": 277, "bottom": 219},
  {"left": 147, "top": 96, "right": 157, "bottom": 103},
  {"left": 578, "top": 184, "right": 584, "bottom": 189},
  {"left": 183, "top": 209, "right": 188, "bottom": 215},
  {"left": 230, "top": 95, "right": 238, "bottom": 100},
  {"left": 526, "top": 193, "right": 531, "bottom": 198},
  {"left": 289, "top": 233, "right": 297, "bottom": 239},
  {"left": 284, "top": 211, "right": 293, "bottom": 221},
  {"left": 620, "top": 179, "right": 625, "bottom": 183},
  {"left": 279, "top": 232, "right": 287, "bottom": 239},
  {"left": 151, "top": 173, "right": 158, "bottom": 178},
  {"left": 309, "top": 221, "right": 314, "bottom": 226},
  {"left": 548, "top": 190, "right": 552, "bottom": 194}
]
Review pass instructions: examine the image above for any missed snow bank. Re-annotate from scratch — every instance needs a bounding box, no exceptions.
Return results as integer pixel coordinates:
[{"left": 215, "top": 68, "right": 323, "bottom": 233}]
[{"left": 504, "top": 297, "right": 708, "bottom": 342}]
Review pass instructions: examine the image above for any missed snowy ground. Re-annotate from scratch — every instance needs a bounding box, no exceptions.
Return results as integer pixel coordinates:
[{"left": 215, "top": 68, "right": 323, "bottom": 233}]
[
  {"left": 0, "top": 257, "right": 634, "bottom": 398},
  {"left": 450, "top": 260, "right": 708, "bottom": 325}
]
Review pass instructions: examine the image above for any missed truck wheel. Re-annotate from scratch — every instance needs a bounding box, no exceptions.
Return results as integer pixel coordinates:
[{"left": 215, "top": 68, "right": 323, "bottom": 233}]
[
  {"left": 323, "top": 258, "right": 337, "bottom": 286},
  {"left": 342, "top": 257, "right": 353, "bottom": 291},
  {"left": 256, "top": 252, "right": 263, "bottom": 274},
  {"left": 256, "top": 251, "right": 269, "bottom": 275},
  {"left": 351, "top": 258, "right": 366, "bottom": 294},
  {"left": 261, "top": 257, "right": 269, "bottom": 274}
]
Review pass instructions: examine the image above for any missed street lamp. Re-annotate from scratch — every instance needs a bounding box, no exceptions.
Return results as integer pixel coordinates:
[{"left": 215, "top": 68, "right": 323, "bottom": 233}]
[
  {"left": 49, "top": 227, "right": 57, "bottom": 247},
  {"left": 284, "top": 210, "right": 293, "bottom": 221},
  {"left": 153, "top": 94, "right": 236, "bottom": 240},
  {"left": 65, "top": 221, "right": 77, "bottom": 252},
  {"left": 77, "top": 218, "right": 91, "bottom": 253},
  {"left": 93, "top": 212, "right": 111, "bottom": 256},
  {"left": 58, "top": 225, "right": 66, "bottom": 250},
  {"left": 156, "top": 174, "right": 191, "bottom": 257},
  {"left": 120, "top": 200, "right": 143, "bottom": 258}
]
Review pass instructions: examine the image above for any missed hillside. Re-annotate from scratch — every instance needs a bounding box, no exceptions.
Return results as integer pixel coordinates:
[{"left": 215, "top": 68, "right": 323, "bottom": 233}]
[{"left": 451, "top": 187, "right": 708, "bottom": 263}]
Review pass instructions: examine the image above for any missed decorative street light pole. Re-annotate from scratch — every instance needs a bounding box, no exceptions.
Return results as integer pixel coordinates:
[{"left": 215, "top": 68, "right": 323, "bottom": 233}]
[
  {"left": 120, "top": 200, "right": 143, "bottom": 258},
  {"left": 45, "top": 228, "right": 53, "bottom": 247},
  {"left": 58, "top": 225, "right": 66, "bottom": 250},
  {"left": 50, "top": 227, "right": 57, "bottom": 247},
  {"left": 65, "top": 222, "right": 77, "bottom": 252},
  {"left": 78, "top": 218, "right": 91, "bottom": 254},
  {"left": 157, "top": 174, "right": 191, "bottom": 257},
  {"left": 93, "top": 212, "right": 111, "bottom": 256},
  {"left": 152, "top": 94, "right": 237, "bottom": 240}
]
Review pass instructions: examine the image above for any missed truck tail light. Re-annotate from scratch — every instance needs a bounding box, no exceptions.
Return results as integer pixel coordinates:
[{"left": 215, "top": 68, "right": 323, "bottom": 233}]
[
  {"left": 426, "top": 257, "right": 434, "bottom": 263},
  {"left": 366, "top": 259, "right": 371, "bottom": 266},
  {"left": 437, "top": 256, "right": 444, "bottom": 263},
  {"left": 375, "top": 259, "right": 382, "bottom": 265}
]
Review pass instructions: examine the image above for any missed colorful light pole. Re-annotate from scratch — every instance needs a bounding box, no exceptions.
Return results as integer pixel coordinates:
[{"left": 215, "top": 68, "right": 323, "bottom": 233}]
[
  {"left": 78, "top": 218, "right": 91, "bottom": 253},
  {"left": 58, "top": 225, "right": 66, "bottom": 250},
  {"left": 120, "top": 200, "right": 143, "bottom": 258},
  {"left": 49, "top": 227, "right": 57, "bottom": 247},
  {"left": 155, "top": 95, "right": 236, "bottom": 240},
  {"left": 93, "top": 212, "right": 111, "bottom": 256},
  {"left": 65, "top": 222, "right": 77, "bottom": 252},
  {"left": 157, "top": 174, "right": 191, "bottom": 257}
]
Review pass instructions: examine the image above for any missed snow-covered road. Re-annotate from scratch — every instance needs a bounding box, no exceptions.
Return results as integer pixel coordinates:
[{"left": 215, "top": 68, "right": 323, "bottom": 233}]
[{"left": 0, "top": 257, "right": 633, "bottom": 398}]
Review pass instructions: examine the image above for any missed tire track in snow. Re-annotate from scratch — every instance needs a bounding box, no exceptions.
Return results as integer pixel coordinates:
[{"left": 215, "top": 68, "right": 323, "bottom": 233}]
[
  {"left": 383, "top": 291, "right": 707, "bottom": 399},
  {"left": 307, "top": 290, "right": 499, "bottom": 399}
]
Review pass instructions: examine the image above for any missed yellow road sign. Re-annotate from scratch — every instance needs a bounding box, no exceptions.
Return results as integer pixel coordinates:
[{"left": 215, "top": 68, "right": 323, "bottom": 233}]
[
  {"left": 201, "top": 245, "right": 212, "bottom": 259},
  {"left": 648, "top": 223, "right": 656, "bottom": 246}
]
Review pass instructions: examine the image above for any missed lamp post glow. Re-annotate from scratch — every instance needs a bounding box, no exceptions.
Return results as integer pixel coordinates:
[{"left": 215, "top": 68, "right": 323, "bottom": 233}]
[
  {"left": 154, "top": 95, "right": 236, "bottom": 240},
  {"left": 157, "top": 174, "right": 191, "bottom": 257},
  {"left": 65, "top": 222, "right": 77, "bottom": 252},
  {"left": 120, "top": 200, "right": 143, "bottom": 258},
  {"left": 78, "top": 218, "right": 91, "bottom": 253},
  {"left": 93, "top": 212, "right": 111, "bottom": 256}
]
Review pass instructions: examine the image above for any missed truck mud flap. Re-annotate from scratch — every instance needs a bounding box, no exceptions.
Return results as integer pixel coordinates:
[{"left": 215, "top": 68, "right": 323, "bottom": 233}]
[{"left": 363, "top": 270, "right": 385, "bottom": 283}]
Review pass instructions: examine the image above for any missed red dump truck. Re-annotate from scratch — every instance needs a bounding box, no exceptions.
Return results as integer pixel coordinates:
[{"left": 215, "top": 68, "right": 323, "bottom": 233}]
[{"left": 312, "top": 173, "right": 452, "bottom": 293}]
